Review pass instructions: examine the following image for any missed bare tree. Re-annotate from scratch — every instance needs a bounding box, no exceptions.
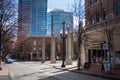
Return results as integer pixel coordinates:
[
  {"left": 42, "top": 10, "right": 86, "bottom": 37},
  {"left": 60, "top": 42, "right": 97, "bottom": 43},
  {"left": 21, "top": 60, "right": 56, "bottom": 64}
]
[
  {"left": 0, "top": 0, "right": 18, "bottom": 58},
  {"left": 104, "top": 21, "right": 120, "bottom": 57},
  {"left": 69, "top": 0, "right": 85, "bottom": 69}
]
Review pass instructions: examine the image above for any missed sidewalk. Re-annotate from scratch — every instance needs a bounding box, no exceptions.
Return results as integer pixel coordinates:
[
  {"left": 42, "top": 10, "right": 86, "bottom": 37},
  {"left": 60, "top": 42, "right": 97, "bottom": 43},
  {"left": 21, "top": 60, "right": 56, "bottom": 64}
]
[
  {"left": 0, "top": 62, "right": 10, "bottom": 80},
  {"left": 44, "top": 60, "right": 120, "bottom": 80}
]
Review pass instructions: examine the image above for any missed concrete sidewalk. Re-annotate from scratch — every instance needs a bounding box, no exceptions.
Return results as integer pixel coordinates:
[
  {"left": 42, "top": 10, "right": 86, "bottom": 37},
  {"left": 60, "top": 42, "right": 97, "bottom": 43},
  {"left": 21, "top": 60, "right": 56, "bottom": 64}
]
[
  {"left": 0, "top": 62, "right": 10, "bottom": 80},
  {"left": 44, "top": 60, "right": 120, "bottom": 80}
]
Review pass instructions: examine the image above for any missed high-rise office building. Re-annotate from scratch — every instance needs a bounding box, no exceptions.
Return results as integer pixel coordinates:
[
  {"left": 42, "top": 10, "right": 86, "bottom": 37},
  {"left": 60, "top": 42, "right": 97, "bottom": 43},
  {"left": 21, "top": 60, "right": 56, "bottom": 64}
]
[
  {"left": 47, "top": 9, "right": 73, "bottom": 36},
  {"left": 18, "top": 0, "right": 47, "bottom": 37}
]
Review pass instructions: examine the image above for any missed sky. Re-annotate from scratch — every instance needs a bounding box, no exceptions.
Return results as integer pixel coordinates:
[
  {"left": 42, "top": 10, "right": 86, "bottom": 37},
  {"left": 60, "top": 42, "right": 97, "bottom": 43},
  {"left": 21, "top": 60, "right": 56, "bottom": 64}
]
[{"left": 48, "top": 0, "right": 75, "bottom": 12}]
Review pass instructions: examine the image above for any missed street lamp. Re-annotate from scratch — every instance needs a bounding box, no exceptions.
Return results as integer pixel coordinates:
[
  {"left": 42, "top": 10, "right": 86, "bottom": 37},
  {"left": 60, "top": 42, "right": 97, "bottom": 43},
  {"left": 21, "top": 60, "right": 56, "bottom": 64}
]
[{"left": 60, "top": 20, "right": 68, "bottom": 67}]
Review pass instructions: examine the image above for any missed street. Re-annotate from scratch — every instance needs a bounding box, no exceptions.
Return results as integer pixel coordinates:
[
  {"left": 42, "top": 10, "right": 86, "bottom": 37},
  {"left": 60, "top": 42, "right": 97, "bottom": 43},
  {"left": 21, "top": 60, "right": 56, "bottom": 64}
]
[{"left": 6, "top": 62, "right": 109, "bottom": 80}]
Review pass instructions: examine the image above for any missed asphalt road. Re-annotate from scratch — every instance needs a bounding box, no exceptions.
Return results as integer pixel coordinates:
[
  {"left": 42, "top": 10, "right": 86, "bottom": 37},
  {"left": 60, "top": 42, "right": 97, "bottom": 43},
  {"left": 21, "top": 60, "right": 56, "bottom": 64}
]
[{"left": 7, "top": 62, "right": 109, "bottom": 80}]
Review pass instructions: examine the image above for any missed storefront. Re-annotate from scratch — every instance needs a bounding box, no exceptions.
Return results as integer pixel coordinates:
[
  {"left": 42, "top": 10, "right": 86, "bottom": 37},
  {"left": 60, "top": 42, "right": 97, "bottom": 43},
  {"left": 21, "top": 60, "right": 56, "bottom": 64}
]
[{"left": 88, "top": 49, "right": 108, "bottom": 63}]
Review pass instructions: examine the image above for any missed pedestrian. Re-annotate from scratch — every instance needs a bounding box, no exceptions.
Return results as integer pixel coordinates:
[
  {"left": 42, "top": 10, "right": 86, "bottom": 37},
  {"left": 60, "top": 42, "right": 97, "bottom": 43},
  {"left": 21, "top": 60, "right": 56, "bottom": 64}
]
[
  {"left": 41, "top": 59, "right": 45, "bottom": 63},
  {"left": 101, "top": 60, "right": 104, "bottom": 72},
  {"left": 110, "top": 56, "right": 115, "bottom": 69}
]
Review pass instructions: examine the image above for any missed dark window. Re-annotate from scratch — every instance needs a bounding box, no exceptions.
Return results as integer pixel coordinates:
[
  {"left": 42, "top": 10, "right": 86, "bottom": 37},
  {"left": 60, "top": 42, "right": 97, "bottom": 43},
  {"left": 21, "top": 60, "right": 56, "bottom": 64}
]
[
  {"left": 94, "top": 11, "right": 100, "bottom": 23},
  {"left": 88, "top": 0, "right": 92, "bottom": 6},
  {"left": 115, "top": 1, "right": 120, "bottom": 15},
  {"left": 102, "top": 8, "right": 106, "bottom": 20},
  {"left": 94, "top": 0, "right": 99, "bottom": 3},
  {"left": 115, "top": 51, "right": 120, "bottom": 63},
  {"left": 89, "top": 14, "right": 92, "bottom": 24}
]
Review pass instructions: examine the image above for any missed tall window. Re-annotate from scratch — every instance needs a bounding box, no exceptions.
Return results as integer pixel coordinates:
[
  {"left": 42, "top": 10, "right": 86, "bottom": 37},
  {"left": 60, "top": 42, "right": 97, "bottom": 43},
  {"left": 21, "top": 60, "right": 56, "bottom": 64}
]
[
  {"left": 33, "top": 40, "right": 36, "bottom": 46},
  {"left": 102, "top": 7, "right": 107, "bottom": 20},
  {"left": 89, "top": 14, "right": 92, "bottom": 24},
  {"left": 94, "top": 0, "right": 99, "bottom": 3},
  {"left": 88, "top": 0, "right": 92, "bottom": 6},
  {"left": 94, "top": 11, "right": 100, "bottom": 23},
  {"left": 115, "top": 1, "right": 120, "bottom": 15}
]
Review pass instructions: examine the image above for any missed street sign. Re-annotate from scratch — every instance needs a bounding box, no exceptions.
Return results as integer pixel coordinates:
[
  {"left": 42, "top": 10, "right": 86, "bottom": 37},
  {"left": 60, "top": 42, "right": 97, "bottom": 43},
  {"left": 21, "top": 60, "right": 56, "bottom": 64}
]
[{"left": 103, "top": 43, "right": 109, "bottom": 50}]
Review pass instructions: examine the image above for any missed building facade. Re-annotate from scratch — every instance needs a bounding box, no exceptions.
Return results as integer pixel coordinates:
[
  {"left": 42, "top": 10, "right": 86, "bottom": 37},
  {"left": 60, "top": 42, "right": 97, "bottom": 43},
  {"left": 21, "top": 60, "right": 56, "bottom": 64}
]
[
  {"left": 18, "top": 0, "right": 47, "bottom": 37},
  {"left": 85, "top": 0, "right": 120, "bottom": 63},
  {"left": 18, "top": 36, "right": 51, "bottom": 61},
  {"left": 47, "top": 9, "right": 73, "bottom": 36}
]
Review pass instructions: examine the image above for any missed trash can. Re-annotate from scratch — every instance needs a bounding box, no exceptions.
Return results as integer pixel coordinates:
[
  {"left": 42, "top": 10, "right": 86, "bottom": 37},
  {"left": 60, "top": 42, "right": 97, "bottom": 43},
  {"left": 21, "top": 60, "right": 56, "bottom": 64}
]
[
  {"left": 103, "top": 60, "right": 110, "bottom": 72},
  {"left": 84, "top": 62, "right": 90, "bottom": 69}
]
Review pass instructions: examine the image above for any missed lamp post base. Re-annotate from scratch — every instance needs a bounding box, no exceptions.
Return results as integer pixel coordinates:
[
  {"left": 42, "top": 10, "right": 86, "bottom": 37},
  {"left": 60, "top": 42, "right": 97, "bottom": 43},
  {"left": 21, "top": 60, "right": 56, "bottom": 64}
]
[
  {"left": 78, "top": 58, "right": 81, "bottom": 70},
  {"left": 61, "top": 64, "right": 65, "bottom": 67}
]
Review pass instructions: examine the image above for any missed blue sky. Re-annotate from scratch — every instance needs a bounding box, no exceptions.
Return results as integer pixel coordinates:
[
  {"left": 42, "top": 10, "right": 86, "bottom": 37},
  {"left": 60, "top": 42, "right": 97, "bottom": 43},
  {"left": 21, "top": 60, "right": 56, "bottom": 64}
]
[{"left": 48, "top": 0, "right": 75, "bottom": 12}]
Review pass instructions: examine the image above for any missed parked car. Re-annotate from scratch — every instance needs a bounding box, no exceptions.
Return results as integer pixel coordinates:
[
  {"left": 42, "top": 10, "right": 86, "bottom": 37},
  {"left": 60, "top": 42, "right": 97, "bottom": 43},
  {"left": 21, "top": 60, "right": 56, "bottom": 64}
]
[{"left": 5, "top": 58, "right": 14, "bottom": 63}]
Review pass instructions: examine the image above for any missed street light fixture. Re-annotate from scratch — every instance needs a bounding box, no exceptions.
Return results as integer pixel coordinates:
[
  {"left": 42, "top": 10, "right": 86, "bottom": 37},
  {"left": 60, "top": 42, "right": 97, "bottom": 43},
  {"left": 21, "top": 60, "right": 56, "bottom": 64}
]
[{"left": 60, "top": 20, "right": 67, "bottom": 67}]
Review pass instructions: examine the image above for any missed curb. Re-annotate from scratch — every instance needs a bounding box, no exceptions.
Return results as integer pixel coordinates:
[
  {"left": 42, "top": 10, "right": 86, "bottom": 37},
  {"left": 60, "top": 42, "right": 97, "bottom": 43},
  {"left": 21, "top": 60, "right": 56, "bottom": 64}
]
[{"left": 52, "top": 66, "right": 120, "bottom": 80}]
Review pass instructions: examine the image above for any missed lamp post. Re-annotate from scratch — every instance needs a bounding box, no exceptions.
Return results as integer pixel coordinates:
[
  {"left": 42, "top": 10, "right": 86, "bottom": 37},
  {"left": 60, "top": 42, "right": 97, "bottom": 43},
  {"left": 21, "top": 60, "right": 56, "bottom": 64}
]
[{"left": 60, "top": 20, "right": 67, "bottom": 67}]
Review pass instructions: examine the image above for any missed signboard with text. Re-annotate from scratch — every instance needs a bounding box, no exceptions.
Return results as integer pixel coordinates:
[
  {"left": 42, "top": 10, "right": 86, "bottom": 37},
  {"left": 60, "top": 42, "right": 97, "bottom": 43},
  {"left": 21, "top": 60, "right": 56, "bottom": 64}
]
[{"left": 103, "top": 43, "right": 109, "bottom": 50}]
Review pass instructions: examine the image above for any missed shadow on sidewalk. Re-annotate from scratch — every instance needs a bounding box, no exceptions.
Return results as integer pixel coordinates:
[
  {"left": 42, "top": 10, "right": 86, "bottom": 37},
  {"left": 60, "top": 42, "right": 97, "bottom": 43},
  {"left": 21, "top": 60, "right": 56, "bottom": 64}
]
[
  {"left": 69, "top": 64, "right": 120, "bottom": 80},
  {"left": 0, "top": 75, "right": 10, "bottom": 80}
]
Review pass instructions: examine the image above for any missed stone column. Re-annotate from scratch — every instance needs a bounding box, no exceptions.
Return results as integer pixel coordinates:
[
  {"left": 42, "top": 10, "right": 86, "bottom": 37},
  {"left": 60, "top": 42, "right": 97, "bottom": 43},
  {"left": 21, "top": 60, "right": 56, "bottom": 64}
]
[
  {"left": 51, "top": 14, "right": 56, "bottom": 63},
  {"left": 71, "top": 35, "right": 74, "bottom": 60},
  {"left": 66, "top": 29, "right": 72, "bottom": 65},
  {"left": 36, "top": 52, "right": 39, "bottom": 60},
  {"left": 51, "top": 37, "right": 56, "bottom": 63},
  {"left": 42, "top": 38, "right": 45, "bottom": 61},
  {"left": 30, "top": 53, "right": 33, "bottom": 61},
  {"left": 27, "top": 53, "right": 28, "bottom": 61}
]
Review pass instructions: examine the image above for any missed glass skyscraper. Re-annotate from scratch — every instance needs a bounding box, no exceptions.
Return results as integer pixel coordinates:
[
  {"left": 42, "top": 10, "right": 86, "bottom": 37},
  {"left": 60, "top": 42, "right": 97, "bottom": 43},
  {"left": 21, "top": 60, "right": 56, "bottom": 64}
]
[
  {"left": 18, "top": 0, "right": 47, "bottom": 36},
  {"left": 47, "top": 9, "right": 73, "bottom": 36}
]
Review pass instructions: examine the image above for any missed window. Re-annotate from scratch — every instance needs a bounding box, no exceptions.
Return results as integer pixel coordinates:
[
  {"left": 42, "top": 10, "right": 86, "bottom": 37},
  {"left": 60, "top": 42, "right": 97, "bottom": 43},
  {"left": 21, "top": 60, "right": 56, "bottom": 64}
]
[
  {"left": 89, "top": 14, "right": 92, "bottom": 25},
  {"left": 102, "top": 7, "right": 107, "bottom": 20},
  {"left": 33, "top": 40, "right": 36, "bottom": 46},
  {"left": 115, "top": 51, "right": 120, "bottom": 63},
  {"left": 94, "top": 0, "right": 99, "bottom": 3},
  {"left": 115, "top": 1, "right": 120, "bottom": 15},
  {"left": 88, "top": 0, "right": 92, "bottom": 6},
  {"left": 94, "top": 11, "right": 100, "bottom": 23},
  {"left": 33, "top": 47, "right": 36, "bottom": 51}
]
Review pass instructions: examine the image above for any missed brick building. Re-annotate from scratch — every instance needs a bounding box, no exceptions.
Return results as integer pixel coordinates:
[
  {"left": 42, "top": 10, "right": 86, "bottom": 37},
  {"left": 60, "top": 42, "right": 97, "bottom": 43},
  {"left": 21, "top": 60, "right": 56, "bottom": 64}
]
[
  {"left": 18, "top": 36, "right": 58, "bottom": 61},
  {"left": 85, "top": 0, "right": 120, "bottom": 63}
]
